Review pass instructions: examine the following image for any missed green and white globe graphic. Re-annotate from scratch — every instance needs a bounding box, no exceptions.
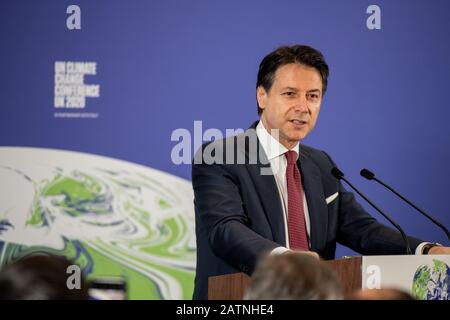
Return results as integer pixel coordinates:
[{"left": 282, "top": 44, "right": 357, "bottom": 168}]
[
  {"left": 412, "top": 259, "right": 450, "bottom": 300},
  {"left": 0, "top": 147, "right": 195, "bottom": 299}
]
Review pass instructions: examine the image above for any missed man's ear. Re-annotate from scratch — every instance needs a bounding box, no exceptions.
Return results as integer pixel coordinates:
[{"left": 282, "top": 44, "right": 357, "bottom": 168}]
[{"left": 256, "top": 86, "right": 267, "bottom": 110}]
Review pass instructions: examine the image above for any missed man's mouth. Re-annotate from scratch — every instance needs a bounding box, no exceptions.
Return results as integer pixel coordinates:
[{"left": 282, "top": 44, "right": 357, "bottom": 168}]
[{"left": 289, "top": 119, "right": 307, "bottom": 125}]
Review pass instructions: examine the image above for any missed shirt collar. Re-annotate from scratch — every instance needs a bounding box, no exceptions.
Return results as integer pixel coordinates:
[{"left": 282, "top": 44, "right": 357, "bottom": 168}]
[{"left": 256, "top": 120, "right": 299, "bottom": 161}]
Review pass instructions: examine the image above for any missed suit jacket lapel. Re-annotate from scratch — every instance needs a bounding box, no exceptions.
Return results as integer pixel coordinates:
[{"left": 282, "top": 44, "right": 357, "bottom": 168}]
[
  {"left": 298, "top": 147, "right": 328, "bottom": 252},
  {"left": 242, "top": 126, "right": 286, "bottom": 246}
]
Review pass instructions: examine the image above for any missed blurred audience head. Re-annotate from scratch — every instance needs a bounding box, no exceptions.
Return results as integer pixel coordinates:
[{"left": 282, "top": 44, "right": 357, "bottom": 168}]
[
  {"left": 350, "top": 288, "right": 415, "bottom": 300},
  {"left": 244, "top": 252, "right": 343, "bottom": 300},
  {"left": 0, "top": 254, "right": 88, "bottom": 300}
]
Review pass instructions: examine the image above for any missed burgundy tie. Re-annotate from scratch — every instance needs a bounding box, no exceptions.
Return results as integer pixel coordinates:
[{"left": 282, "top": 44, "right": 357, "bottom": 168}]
[{"left": 285, "top": 150, "right": 309, "bottom": 251}]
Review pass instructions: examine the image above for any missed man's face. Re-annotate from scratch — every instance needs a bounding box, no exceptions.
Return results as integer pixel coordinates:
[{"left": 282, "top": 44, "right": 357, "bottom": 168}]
[{"left": 257, "top": 63, "right": 323, "bottom": 149}]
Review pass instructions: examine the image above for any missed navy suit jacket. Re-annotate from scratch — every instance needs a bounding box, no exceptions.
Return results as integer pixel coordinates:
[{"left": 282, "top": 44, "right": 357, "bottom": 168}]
[{"left": 192, "top": 121, "right": 423, "bottom": 299}]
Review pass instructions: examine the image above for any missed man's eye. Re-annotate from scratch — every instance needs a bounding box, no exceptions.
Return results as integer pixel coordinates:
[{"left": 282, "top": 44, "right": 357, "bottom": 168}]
[
  {"left": 307, "top": 93, "right": 319, "bottom": 100},
  {"left": 283, "top": 92, "right": 295, "bottom": 96}
]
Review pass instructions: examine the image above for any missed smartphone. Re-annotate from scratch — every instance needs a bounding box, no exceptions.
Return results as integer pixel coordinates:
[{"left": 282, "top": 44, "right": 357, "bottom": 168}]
[{"left": 88, "top": 277, "right": 127, "bottom": 300}]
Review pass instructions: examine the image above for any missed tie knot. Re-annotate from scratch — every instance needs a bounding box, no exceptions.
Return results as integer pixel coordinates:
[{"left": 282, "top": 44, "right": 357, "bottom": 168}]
[{"left": 285, "top": 150, "right": 297, "bottom": 165}]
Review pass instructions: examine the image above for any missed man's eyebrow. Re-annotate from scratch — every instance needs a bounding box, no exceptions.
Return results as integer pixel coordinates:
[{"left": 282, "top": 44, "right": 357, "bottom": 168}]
[
  {"left": 281, "top": 87, "right": 299, "bottom": 91},
  {"left": 281, "top": 87, "right": 322, "bottom": 93}
]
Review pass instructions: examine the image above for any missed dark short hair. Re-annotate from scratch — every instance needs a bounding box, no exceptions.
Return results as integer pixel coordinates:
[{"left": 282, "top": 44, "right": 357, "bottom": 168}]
[
  {"left": 0, "top": 254, "right": 89, "bottom": 300},
  {"left": 256, "top": 44, "right": 329, "bottom": 115}
]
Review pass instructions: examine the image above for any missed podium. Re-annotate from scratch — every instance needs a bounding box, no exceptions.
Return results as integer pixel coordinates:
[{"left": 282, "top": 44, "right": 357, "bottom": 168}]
[{"left": 208, "top": 255, "right": 450, "bottom": 300}]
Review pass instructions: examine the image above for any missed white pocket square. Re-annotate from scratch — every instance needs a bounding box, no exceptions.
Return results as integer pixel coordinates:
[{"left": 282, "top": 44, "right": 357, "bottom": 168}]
[{"left": 325, "top": 192, "right": 338, "bottom": 205}]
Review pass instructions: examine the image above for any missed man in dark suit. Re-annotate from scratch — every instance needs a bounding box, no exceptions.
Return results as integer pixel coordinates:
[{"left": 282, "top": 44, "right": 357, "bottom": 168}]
[{"left": 192, "top": 45, "right": 449, "bottom": 300}]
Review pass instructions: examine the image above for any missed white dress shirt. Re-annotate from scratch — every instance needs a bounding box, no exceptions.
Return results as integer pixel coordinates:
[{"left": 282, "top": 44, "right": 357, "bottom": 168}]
[{"left": 256, "top": 121, "right": 310, "bottom": 253}]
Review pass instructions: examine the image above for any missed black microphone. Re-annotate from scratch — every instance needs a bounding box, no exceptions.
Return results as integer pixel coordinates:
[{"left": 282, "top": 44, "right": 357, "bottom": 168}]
[
  {"left": 361, "top": 168, "right": 450, "bottom": 242},
  {"left": 331, "top": 167, "right": 413, "bottom": 255}
]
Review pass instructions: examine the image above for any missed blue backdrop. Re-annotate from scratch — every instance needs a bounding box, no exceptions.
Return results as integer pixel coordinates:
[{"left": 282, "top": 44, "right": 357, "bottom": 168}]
[{"left": 1, "top": 0, "right": 449, "bottom": 258}]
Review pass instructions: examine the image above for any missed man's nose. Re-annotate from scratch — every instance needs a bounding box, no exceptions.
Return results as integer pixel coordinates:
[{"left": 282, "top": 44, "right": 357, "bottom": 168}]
[{"left": 292, "top": 95, "right": 309, "bottom": 113}]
